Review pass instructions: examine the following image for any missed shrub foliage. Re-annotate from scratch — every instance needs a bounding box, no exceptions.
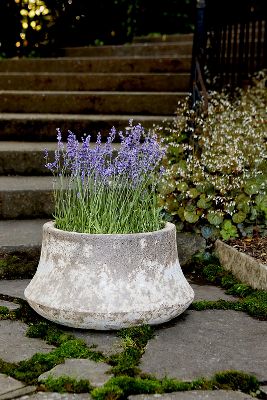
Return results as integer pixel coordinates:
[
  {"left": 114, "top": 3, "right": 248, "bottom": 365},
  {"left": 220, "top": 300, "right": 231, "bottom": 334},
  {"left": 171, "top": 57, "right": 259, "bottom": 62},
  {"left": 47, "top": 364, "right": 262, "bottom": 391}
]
[{"left": 157, "top": 71, "right": 267, "bottom": 240}]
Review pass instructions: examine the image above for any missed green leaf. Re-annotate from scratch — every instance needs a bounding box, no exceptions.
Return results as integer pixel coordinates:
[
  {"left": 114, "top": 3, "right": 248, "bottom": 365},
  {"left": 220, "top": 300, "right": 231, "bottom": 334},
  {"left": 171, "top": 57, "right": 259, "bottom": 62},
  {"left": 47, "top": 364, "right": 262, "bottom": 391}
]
[
  {"left": 220, "top": 220, "right": 238, "bottom": 240},
  {"left": 207, "top": 212, "right": 224, "bottom": 226},
  {"left": 184, "top": 210, "right": 199, "bottom": 223},
  {"left": 188, "top": 188, "right": 200, "bottom": 199},
  {"left": 197, "top": 195, "right": 211, "bottom": 209},
  {"left": 232, "top": 211, "right": 247, "bottom": 224},
  {"left": 176, "top": 182, "right": 188, "bottom": 192}
]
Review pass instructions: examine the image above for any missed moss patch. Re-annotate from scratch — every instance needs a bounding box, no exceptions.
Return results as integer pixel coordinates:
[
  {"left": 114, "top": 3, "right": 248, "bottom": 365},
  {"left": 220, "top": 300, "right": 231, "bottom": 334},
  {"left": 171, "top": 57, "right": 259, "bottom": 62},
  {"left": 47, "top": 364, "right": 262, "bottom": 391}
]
[
  {"left": 0, "top": 321, "right": 105, "bottom": 385},
  {"left": 40, "top": 375, "right": 92, "bottom": 393},
  {"left": 189, "top": 252, "right": 267, "bottom": 320},
  {"left": 91, "top": 371, "right": 260, "bottom": 400},
  {"left": 109, "top": 325, "right": 154, "bottom": 376},
  {"left": 0, "top": 253, "right": 38, "bottom": 279}
]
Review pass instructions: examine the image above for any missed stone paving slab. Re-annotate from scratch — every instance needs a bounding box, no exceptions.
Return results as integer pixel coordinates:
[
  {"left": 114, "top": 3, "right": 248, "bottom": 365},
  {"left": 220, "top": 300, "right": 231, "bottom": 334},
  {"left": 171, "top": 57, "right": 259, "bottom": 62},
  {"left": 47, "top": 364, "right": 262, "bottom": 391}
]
[
  {"left": 0, "top": 279, "right": 30, "bottom": 299},
  {"left": 0, "top": 373, "right": 36, "bottom": 400},
  {"left": 0, "top": 386, "right": 36, "bottom": 400},
  {"left": 190, "top": 283, "right": 236, "bottom": 301},
  {"left": 0, "top": 320, "right": 55, "bottom": 363},
  {"left": 38, "top": 358, "right": 112, "bottom": 387},
  {"left": 140, "top": 310, "right": 267, "bottom": 382},
  {"left": 18, "top": 394, "right": 90, "bottom": 399},
  {"left": 129, "top": 391, "right": 255, "bottom": 400},
  {"left": 0, "top": 299, "right": 20, "bottom": 311},
  {"left": 0, "top": 373, "right": 25, "bottom": 395}
]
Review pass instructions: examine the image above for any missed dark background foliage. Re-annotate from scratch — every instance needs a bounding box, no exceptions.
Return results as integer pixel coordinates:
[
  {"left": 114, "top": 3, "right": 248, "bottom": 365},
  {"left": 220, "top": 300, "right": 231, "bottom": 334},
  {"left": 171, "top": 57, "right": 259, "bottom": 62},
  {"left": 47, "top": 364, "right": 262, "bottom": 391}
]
[{"left": 0, "top": 0, "right": 194, "bottom": 56}]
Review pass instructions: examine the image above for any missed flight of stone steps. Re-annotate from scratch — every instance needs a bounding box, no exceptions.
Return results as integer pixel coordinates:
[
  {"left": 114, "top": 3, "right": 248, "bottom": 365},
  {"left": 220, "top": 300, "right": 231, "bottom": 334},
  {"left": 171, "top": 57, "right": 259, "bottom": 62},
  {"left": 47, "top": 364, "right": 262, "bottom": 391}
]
[{"left": 0, "top": 33, "right": 193, "bottom": 275}]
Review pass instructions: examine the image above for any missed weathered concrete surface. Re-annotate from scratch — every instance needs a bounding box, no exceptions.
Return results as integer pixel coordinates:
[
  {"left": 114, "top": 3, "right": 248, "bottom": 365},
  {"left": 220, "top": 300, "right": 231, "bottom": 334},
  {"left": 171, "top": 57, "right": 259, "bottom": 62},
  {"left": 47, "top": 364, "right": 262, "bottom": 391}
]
[
  {"left": 0, "top": 219, "right": 46, "bottom": 247},
  {"left": 0, "top": 73, "right": 190, "bottom": 92},
  {"left": 0, "top": 279, "right": 234, "bottom": 308},
  {"left": 17, "top": 394, "right": 89, "bottom": 399},
  {"left": 215, "top": 240, "right": 267, "bottom": 290},
  {"left": 176, "top": 233, "right": 206, "bottom": 266},
  {"left": 0, "top": 386, "right": 36, "bottom": 400},
  {"left": 0, "top": 114, "right": 173, "bottom": 141},
  {"left": 38, "top": 359, "right": 112, "bottom": 387},
  {"left": 0, "top": 56, "right": 191, "bottom": 73},
  {"left": 0, "top": 177, "right": 53, "bottom": 219},
  {"left": 0, "top": 373, "right": 36, "bottom": 400},
  {"left": 0, "top": 299, "right": 20, "bottom": 311},
  {"left": 0, "top": 320, "right": 55, "bottom": 362},
  {"left": 63, "top": 42, "right": 192, "bottom": 57},
  {"left": 0, "top": 91, "right": 185, "bottom": 115},
  {"left": 0, "top": 279, "right": 30, "bottom": 299},
  {"left": 129, "top": 391, "right": 255, "bottom": 400},
  {"left": 25, "top": 222, "right": 194, "bottom": 329},
  {"left": 0, "top": 373, "right": 25, "bottom": 395},
  {"left": 140, "top": 310, "right": 267, "bottom": 382}
]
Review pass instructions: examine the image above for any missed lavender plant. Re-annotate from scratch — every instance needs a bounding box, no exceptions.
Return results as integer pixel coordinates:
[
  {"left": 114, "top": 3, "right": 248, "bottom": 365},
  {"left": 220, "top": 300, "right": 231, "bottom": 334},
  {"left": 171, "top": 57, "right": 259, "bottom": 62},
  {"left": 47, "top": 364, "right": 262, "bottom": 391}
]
[{"left": 45, "top": 122, "right": 165, "bottom": 234}]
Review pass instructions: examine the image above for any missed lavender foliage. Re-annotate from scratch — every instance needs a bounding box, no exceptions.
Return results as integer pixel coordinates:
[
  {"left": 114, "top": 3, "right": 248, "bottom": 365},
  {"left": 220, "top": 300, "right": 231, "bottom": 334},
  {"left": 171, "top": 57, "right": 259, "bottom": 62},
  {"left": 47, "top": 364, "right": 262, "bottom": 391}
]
[{"left": 45, "top": 122, "right": 166, "bottom": 234}]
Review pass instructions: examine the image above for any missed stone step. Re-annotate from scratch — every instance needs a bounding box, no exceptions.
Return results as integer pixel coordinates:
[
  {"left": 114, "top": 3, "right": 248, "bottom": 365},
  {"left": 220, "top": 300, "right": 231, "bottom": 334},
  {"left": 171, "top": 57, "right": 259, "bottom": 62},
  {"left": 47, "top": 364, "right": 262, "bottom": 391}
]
[
  {"left": 0, "top": 142, "right": 57, "bottom": 175},
  {"left": 0, "top": 72, "right": 191, "bottom": 92},
  {"left": 62, "top": 41, "right": 193, "bottom": 57},
  {"left": 0, "top": 141, "right": 123, "bottom": 175},
  {"left": 0, "top": 176, "right": 53, "bottom": 219},
  {"left": 0, "top": 56, "right": 191, "bottom": 73},
  {"left": 0, "top": 91, "right": 185, "bottom": 115},
  {"left": 133, "top": 33, "right": 194, "bottom": 43},
  {"left": 0, "top": 114, "right": 172, "bottom": 141}
]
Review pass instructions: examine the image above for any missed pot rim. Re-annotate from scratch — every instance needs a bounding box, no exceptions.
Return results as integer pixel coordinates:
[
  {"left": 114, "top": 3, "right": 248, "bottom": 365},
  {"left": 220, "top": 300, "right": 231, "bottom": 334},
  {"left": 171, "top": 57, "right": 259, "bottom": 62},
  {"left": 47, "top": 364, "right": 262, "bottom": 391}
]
[{"left": 43, "top": 221, "right": 175, "bottom": 238}]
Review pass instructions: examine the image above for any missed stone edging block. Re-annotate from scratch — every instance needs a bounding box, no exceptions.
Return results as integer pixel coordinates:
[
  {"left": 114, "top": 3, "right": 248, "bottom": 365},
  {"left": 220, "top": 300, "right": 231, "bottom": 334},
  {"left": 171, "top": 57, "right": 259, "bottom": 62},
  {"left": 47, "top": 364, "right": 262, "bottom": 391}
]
[{"left": 215, "top": 240, "right": 267, "bottom": 290}]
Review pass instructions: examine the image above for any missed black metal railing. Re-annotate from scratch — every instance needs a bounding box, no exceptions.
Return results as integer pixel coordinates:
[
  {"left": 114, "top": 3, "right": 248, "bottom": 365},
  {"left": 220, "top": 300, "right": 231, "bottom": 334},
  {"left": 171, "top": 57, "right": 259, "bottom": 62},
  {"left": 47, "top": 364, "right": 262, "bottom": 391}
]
[{"left": 192, "top": 0, "right": 267, "bottom": 100}]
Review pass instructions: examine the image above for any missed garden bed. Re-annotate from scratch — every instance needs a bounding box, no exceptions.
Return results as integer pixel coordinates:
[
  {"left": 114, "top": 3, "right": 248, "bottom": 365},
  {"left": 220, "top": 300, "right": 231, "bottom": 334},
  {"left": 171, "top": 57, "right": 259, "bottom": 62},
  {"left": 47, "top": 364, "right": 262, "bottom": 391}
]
[{"left": 215, "top": 240, "right": 267, "bottom": 290}]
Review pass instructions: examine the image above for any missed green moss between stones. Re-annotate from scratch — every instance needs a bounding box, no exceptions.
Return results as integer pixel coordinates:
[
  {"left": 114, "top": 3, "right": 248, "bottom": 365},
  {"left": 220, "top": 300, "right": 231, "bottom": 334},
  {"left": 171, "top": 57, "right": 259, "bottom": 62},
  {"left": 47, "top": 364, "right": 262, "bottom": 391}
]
[
  {"left": 189, "top": 252, "right": 267, "bottom": 320},
  {"left": 40, "top": 375, "right": 92, "bottom": 393},
  {"left": 90, "top": 371, "right": 260, "bottom": 400},
  {"left": 0, "top": 321, "right": 105, "bottom": 385},
  {"left": 0, "top": 254, "right": 37, "bottom": 279},
  {"left": 109, "top": 325, "right": 154, "bottom": 376}
]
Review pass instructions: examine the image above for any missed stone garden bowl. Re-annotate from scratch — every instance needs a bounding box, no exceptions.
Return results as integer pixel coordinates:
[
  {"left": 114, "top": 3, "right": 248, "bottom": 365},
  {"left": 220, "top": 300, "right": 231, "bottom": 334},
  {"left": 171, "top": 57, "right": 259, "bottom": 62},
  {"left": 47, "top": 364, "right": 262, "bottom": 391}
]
[{"left": 24, "top": 221, "right": 194, "bottom": 330}]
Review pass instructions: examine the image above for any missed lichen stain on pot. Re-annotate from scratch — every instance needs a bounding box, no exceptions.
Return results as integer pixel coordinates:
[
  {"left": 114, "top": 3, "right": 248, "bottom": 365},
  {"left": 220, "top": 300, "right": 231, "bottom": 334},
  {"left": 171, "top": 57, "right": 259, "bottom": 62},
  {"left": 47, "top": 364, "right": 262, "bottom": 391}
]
[{"left": 24, "top": 221, "right": 194, "bottom": 330}]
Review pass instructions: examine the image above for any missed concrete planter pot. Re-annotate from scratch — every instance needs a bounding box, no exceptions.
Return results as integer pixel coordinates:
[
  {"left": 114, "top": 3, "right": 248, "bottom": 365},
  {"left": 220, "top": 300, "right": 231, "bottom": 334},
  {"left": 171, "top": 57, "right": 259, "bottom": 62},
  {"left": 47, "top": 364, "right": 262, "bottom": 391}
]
[{"left": 24, "top": 221, "right": 194, "bottom": 330}]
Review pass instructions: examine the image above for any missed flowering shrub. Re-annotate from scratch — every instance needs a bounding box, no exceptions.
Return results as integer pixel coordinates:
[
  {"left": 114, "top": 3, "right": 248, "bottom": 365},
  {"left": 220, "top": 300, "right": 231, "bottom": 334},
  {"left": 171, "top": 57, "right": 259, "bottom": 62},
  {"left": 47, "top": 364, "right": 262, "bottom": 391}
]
[
  {"left": 156, "top": 71, "right": 267, "bottom": 240},
  {"left": 45, "top": 122, "right": 165, "bottom": 234}
]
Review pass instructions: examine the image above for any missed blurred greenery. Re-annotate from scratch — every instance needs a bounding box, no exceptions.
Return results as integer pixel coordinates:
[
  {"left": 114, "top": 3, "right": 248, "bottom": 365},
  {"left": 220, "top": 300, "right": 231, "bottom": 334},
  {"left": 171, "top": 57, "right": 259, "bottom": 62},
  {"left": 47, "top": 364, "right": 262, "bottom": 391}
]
[{"left": 0, "top": 0, "right": 194, "bottom": 56}]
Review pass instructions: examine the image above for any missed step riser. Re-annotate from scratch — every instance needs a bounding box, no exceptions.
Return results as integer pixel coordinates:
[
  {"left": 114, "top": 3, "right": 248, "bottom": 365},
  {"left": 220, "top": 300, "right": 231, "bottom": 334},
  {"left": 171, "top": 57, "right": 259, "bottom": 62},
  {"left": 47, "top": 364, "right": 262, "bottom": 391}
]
[
  {"left": 0, "top": 73, "right": 190, "bottom": 92},
  {"left": 63, "top": 43, "right": 193, "bottom": 57},
  {"left": 0, "top": 191, "right": 53, "bottom": 219},
  {"left": 0, "top": 150, "right": 54, "bottom": 175},
  {"left": 0, "top": 92, "right": 184, "bottom": 115},
  {"left": 0, "top": 57, "right": 191, "bottom": 73},
  {"left": 0, "top": 116, "right": 172, "bottom": 141}
]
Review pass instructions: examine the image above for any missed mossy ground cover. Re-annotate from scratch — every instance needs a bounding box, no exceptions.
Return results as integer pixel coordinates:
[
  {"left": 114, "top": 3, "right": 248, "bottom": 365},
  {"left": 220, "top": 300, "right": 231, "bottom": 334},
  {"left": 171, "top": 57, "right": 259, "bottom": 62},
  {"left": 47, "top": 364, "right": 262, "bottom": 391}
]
[
  {"left": 0, "top": 253, "right": 265, "bottom": 397},
  {"left": 188, "top": 252, "right": 267, "bottom": 320}
]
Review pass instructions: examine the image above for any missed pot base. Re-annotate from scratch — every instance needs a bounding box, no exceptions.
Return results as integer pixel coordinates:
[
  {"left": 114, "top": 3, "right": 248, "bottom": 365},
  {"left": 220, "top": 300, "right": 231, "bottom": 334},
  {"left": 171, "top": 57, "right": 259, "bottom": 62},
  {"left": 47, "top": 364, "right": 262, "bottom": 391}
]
[{"left": 25, "top": 222, "right": 194, "bottom": 330}]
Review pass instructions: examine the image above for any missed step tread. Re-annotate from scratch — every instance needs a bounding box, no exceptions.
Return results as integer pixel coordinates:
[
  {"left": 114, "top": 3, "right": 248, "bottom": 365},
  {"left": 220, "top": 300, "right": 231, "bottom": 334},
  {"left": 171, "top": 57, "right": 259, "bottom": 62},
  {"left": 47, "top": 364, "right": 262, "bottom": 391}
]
[
  {"left": 0, "top": 55, "right": 191, "bottom": 61},
  {"left": 0, "top": 141, "right": 57, "bottom": 151},
  {"left": 0, "top": 219, "right": 47, "bottom": 247},
  {"left": 0, "top": 72, "right": 190, "bottom": 77},
  {"left": 0, "top": 90, "right": 186, "bottom": 95},
  {"left": 63, "top": 41, "right": 193, "bottom": 51},
  {"left": 0, "top": 176, "right": 53, "bottom": 191},
  {"left": 0, "top": 113, "right": 173, "bottom": 121}
]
